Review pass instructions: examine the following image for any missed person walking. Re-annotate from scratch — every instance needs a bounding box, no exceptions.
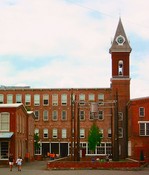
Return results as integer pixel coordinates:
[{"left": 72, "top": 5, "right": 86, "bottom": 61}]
[
  {"left": 8, "top": 153, "right": 14, "bottom": 171},
  {"left": 16, "top": 156, "right": 23, "bottom": 171}
]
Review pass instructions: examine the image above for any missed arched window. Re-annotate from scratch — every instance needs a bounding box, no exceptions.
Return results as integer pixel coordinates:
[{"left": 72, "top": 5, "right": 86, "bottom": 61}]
[{"left": 118, "top": 60, "right": 123, "bottom": 76}]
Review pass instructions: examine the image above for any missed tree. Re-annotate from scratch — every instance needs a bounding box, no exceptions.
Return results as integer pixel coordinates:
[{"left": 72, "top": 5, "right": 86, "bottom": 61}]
[
  {"left": 34, "top": 133, "right": 40, "bottom": 150},
  {"left": 88, "top": 124, "right": 102, "bottom": 152}
]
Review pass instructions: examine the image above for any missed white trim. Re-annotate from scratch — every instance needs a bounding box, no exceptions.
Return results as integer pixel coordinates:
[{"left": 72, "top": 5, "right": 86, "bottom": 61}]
[{"left": 138, "top": 121, "right": 149, "bottom": 123}]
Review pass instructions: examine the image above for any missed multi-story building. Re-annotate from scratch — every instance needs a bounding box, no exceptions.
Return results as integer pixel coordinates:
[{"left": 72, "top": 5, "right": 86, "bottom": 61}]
[
  {"left": 0, "top": 18, "right": 132, "bottom": 160},
  {"left": 128, "top": 97, "right": 149, "bottom": 162},
  {"left": 0, "top": 103, "right": 35, "bottom": 164}
]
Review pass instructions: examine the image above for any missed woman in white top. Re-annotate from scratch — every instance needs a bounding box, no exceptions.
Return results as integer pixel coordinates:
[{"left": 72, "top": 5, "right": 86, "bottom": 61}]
[{"left": 16, "top": 156, "right": 23, "bottom": 171}]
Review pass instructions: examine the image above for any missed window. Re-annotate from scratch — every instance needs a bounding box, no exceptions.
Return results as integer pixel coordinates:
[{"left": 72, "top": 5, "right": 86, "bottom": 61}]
[
  {"left": 139, "top": 107, "right": 145, "bottom": 117},
  {"left": 100, "top": 129, "right": 104, "bottom": 138},
  {"left": 52, "top": 94, "right": 58, "bottom": 106},
  {"left": 43, "top": 110, "right": 48, "bottom": 121},
  {"left": 118, "top": 60, "right": 123, "bottom": 75},
  {"left": 61, "top": 94, "right": 67, "bottom": 105},
  {"left": 0, "top": 112, "right": 10, "bottom": 131},
  {"left": 61, "top": 110, "right": 67, "bottom": 120},
  {"left": 62, "top": 129, "right": 67, "bottom": 138},
  {"left": 7, "top": 94, "right": 13, "bottom": 104},
  {"left": 79, "top": 94, "right": 85, "bottom": 105},
  {"left": 97, "top": 143, "right": 105, "bottom": 154},
  {"left": 25, "top": 94, "right": 31, "bottom": 106},
  {"left": 98, "top": 110, "right": 104, "bottom": 120},
  {"left": 108, "top": 128, "right": 112, "bottom": 138},
  {"left": 80, "top": 110, "right": 85, "bottom": 120},
  {"left": 34, "top": 94, "right": 40, "bottom": 106},
  {"left": 43, "top": 129, "right": 48, "bottom": 138},
  {"left": 119, "top": 127, "right": 123, "bottom": 138},
  {"left": 0, "top": 142, "right": 8, "bottom": 159},
  {"left": 139, "top": 122, "right": 149, "bottom": 136},
  {"left": 16, "top": 94, "right": 22, "bottom": 103},
  {"left": 106, "top": 143, "right": 112, "bottom": 155},
  {"left": 89, "top": 94, "right": 95, "bottom": 101},
  {"left": 34, "top": 128, "right": 39, "bottom": 135},
  {"left": 98, "top": 94, "right": 104, "bottom": 105},
  {"left": 43, "top": 94, "right": 49, "bottom": 106},
  {"left": 118, "top": 112, "right": 123, "bottom": 121},
  {"left": 89, "top": 111, "right": 94, "bottom": 120},
  {"left": 34, "top": 110, "right": 40, "bottom": 120},
  {"left": 80, "top": 129, "right": 85, "bottom": 138},
  {"left": 52, "top": 128, "right": 58, "bottom": 138},
  {"left": 0, "top": 94, "right": 4, "bottom": 104},
  {"left": 52, "top": 110, "right": 58, "bottom": 121}
]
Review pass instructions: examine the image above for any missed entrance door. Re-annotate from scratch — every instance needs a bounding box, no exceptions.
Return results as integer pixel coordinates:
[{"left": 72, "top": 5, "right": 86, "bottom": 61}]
[
  {"left": 51, "top": 143, "right": 59, "bottom": 154},
  {"left": 60, "top": 143, "right": 68, "bottom": 157},
  {"left": 42, "top": 143, "right": 50, "bottom": 157}
]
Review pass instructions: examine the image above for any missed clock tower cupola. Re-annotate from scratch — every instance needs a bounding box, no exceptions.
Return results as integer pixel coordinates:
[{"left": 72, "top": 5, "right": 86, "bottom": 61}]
[{"left": 109, "top": 18, "right": 132, "bottom": 159}]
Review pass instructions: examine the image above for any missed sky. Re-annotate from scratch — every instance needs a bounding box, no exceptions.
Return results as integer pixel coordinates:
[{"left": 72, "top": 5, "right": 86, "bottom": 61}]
[{"left": 0, "top": 0, "right": 149, "bottom": 99}]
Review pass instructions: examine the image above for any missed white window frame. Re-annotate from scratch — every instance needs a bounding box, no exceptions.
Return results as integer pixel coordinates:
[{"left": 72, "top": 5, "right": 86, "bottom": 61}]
[
  {"left": 52, "top": 110, "right": 58, "bottom": 121},
  {"left": 34, "top": 94, "right": 40, "bottom": 106},
  {"left": 108, "top": 128, "right": 112, "bottom": 138},
  {"left": 0, "top": 94, "right": 4, "bottom": 104},
  {"left": 98, "top": 110, "right": 104, "bottom": 120},
  {"left": 98, "top": 93, "right": 104, "bottom": 105},
  {"left": 52, "top": 128, "right": 58, "bottom": 138},
  {"left": 34, "top": 128, "right": 39, "bottom": 135},
  {"left": 61, "top": 94, "right": 67, "bottom": 106},
  {"left": 7, "top": 94, "right": 13, "bottom": 104},
  {"left": 139, "top": 107, "right": 145, "bottom": 117},
  {"left": 62, "top": 128, "right": 67, "bottom": 138},
  {"left": 43, "top": 110, "right": 48, "bottom": 121},
  {"left": 138, "top": 122, "right": 149, "bottom": 136},
  {"left": 43, "top": 128, "right": 48, "bottom": 138},
  {"left": 43, "top": 94, "right": 49, "bottom": 106},
  {"left": 79, "top": 94, "right": 85, "bottom": 105},
  {"left": 25, "top": 94, "right": 31, "bottom": 106},
  {"left": 61, "top": 110, "right": 67, "bottom": 120},
  {"left": 52, "top": 94, "right": 58, "bottom": 106},
  {"left": 100, "top": 129, "right": 104, "bottom": 138},
  {"left": 16, "top": 94, "right": 22, "bottom": 103},
  {"left": 80, "top": 110, "right": 85, "bottom": 120},
  {"left": 0, "top": 112, "right": 10, "bottom": 131},
  {"left": 80, "top": 128, "right": 85, "bottom": 138},
  {"left": 34, "top": 110, "right": 40, "bottom": 120},
  {"left": 88, "top": 94, "right": 95, "bottom": 101}
]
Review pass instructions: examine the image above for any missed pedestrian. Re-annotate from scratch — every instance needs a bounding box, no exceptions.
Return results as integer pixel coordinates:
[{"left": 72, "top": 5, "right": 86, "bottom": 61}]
[
  {"left": 16, "top": 156, "right": 23, "bottom": 171},
  {"left": 8, "top": 153, "right": 14, "bottom": 171}
]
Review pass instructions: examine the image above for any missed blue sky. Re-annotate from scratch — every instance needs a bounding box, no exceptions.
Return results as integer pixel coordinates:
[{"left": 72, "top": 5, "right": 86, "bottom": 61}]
[{"left": 0, "top": 0, "right": 149, "bottom": 99}]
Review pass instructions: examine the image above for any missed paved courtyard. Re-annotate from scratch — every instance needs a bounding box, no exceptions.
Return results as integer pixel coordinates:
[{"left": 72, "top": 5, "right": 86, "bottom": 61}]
[{"left": 0, "top": 160, "right": 149, "bottom": 175}]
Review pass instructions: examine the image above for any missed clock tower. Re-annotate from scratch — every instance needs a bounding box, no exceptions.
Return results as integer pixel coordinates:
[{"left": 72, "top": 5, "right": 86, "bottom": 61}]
[{"left": 109, "top": 18, "right": 132, "bottom": 159}]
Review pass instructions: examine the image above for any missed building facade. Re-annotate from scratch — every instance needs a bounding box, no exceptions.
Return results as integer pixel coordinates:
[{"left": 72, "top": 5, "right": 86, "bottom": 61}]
[
  {"left": 128, "top": 97, "right": 149, "bottom": 162},
  {"left": 0, "top": 18, "right": 132, "bottom": 160},
  {"left": 0, "top": 103, "right": 35, "bottom": 164}
]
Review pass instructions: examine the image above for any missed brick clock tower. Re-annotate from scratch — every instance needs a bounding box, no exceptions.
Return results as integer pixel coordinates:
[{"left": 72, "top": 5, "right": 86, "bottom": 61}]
[{"left": 109, "top": 18, "right": 132, "bottom": 160}]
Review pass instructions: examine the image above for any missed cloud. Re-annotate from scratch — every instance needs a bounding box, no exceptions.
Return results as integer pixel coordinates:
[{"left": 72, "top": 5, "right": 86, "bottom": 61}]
[{"left": 0, "top": 0, "right": 149, "bottom": 99}]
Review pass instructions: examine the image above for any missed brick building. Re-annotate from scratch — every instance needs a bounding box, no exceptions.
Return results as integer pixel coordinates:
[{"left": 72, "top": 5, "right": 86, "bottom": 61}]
[
  {"left": 0, "top": 18, "right": 132, "bottom": 160},
  {"left": 0, "top": 103, "right": 35, "bottom": 164},
  {"left": 128, "top": 97, "right": 149, "bottom": 162}
]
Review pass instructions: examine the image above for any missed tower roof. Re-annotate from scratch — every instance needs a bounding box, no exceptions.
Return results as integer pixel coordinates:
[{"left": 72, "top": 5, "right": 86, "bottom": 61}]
[{"left": 109, "top": 18, "right": 132, "bottom": 53}]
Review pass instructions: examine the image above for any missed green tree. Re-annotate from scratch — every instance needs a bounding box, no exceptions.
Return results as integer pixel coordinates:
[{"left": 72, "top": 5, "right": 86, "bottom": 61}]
[
  {"left": 34, "top": 133, "right": 40, "bottom": 150},
  {"left": 88, "top": 124, "right": 102, "bottom": 152}
]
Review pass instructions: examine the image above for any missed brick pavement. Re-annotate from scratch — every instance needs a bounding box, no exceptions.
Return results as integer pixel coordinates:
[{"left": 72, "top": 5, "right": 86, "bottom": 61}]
[{"left": 0, "top": 160, "right": 148, "bottom": 175}]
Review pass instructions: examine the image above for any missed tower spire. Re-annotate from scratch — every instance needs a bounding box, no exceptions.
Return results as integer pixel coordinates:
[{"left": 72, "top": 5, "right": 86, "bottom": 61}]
[{"left": 109, "top": 18, "right": 131, "bottom": 53}]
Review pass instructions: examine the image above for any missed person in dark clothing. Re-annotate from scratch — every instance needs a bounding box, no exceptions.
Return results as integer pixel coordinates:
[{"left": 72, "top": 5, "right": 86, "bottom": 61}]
[{"left": 9, "top": 154, "right": 14, "bottom": 171}]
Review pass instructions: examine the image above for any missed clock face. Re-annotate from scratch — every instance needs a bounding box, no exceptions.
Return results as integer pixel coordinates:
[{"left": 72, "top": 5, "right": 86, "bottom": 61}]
[{"left": 116, "top": 35, "right": 125, "bottom": 45}]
